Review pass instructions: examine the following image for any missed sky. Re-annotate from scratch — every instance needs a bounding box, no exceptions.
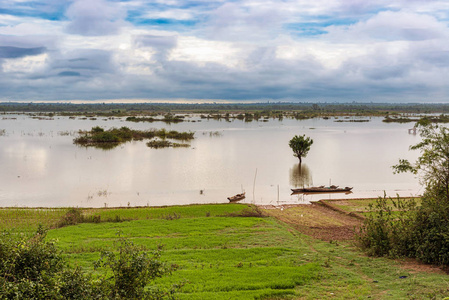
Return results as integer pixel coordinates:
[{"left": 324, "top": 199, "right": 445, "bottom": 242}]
[{"left": 1, "top": 0, "right": 449, "bottom": 103}]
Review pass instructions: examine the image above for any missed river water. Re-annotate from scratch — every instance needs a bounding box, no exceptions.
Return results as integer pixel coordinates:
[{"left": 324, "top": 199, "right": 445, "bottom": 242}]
[{"left": 0, "top": 114, "right": 421, "bottom": 207}]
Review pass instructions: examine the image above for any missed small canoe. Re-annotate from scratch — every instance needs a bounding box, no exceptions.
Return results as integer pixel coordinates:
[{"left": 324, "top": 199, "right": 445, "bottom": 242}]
[
  {"left": 291, "top": 186, "right": 353, "bottom": 193},
  {"left": 228, "top": 192, "right": 246, "bottom": 202}
]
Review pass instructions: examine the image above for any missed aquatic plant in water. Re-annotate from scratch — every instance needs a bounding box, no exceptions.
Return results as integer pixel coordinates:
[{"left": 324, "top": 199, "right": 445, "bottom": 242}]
[{"left": 73, "top": 126, "right": 194, "bottom": 149}]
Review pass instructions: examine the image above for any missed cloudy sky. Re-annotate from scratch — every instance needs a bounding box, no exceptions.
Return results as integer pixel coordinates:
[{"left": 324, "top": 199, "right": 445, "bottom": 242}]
[{"left": 1, "top": 0, "right": 449, "bottom": 102}]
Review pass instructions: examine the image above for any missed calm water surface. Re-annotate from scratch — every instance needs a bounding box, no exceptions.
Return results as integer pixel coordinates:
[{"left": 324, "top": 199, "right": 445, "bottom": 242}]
[{"left": 0, "top": 114, "right": 421, "bottom": 207}]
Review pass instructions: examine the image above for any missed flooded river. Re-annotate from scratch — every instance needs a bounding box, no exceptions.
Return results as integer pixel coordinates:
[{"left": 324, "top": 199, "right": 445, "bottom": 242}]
[{"left": 0, "top": 114, "right": 421, "bottom": 207}]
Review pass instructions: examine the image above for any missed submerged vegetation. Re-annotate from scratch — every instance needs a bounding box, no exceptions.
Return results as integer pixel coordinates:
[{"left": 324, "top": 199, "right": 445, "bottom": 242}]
[
  {"left": 146, "top": 140, "right": 190, "bottom": 149},
  {"left": 126, "top": 114, "right": 185, "bottom": 124},
  {"left": 5, "top": 102, "right": 449, "bottom": 125},
  {"left": 73, "top": 126, "right": 194, "bottom": 149},
  {"left": 383, "top": 114, "right": 449, "bottom": 124}
]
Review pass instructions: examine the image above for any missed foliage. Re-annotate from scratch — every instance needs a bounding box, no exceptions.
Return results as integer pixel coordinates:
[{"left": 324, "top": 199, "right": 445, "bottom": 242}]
[
  {"left": 0, "top": 227, "right": 178, "bottom": 299},
  {"left": 394, "top": 124, "right": 449, "bottom": 202},
  {"left": 358, "top": 124, "right": 449, "bottom": 266},
  {"left": 288, "top": 134, "right": 313, "bottom": 164},
  {"left": 356, "top": 195, "right": 417, "bottom": 257},
  {"left": 0, "top": 226, "right": 64, "bottom": 299}
]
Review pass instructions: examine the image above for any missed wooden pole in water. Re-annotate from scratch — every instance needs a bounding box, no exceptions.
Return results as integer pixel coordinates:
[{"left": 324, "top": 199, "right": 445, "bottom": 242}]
[
  {"left": 253, "top": 168, "right": 257, "bottom": 202},
  {"left": 277, "top": 184, "right": 280, "bottom": 204}
]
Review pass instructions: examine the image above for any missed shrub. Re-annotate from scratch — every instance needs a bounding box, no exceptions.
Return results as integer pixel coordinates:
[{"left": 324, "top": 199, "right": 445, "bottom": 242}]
[
  {"left": 56, "top": 208, "right": 84, "bottom": 228},
  {"left": 0, "top": 226, "right": 64, "bottom": 299},
  {"left": 356, "top": 195, "right": 417, "bottom": 258},
  {"left": 0, "top": 227, "right": 180, "bottom": 299},
  {"left": 94, "top": 236, "right": 178, "bottom": 299}
]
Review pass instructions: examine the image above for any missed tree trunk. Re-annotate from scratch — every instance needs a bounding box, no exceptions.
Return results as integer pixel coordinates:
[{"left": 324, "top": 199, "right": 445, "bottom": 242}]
[{"left": 298, "top": 156, "right": 302, "bottom": 164}]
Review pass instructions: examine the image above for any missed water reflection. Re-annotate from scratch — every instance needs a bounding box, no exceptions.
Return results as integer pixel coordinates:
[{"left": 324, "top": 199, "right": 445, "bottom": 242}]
[{"left": 289, "top": 163, "right": 312, "bottom": 188}]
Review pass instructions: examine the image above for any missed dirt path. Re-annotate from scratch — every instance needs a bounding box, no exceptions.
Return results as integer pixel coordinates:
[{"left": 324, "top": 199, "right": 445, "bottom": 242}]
[
  {"left": 260, "top": 202, "right": 447, "bottom": 275},
  {"left": 260, "top": 202, "right": 362, "bottom": 241}
]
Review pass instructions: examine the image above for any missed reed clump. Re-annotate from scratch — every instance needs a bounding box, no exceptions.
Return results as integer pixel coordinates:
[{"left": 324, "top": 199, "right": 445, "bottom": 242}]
[
  {"left": 55, "top": 208, "right": 132, "bottom": 228},
  {"left": 224, "top": 206, "right": 266, "bottom": 218}
]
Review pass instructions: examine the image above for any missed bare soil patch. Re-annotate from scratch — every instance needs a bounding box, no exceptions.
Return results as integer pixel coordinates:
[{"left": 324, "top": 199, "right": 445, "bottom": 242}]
[{"left": 396, "top": 258, "right": 448, "bottom": 275}]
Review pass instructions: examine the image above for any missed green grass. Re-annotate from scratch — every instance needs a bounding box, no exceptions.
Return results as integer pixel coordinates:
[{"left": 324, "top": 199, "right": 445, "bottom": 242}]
[
  {"left": 2, "top": 204, "right": 449, "bottom": 299},
  {"left": 0, "top": 208, "right": 69, "bottom": 233},
  {"left": 46, "top": 206, "right": 324, "bottom": 299},
  {"left": 323, "top": 198, "right": 421, "bottom": 214},
  {"left": 84, "top": 204, "right": 247, "bottom": 221}
]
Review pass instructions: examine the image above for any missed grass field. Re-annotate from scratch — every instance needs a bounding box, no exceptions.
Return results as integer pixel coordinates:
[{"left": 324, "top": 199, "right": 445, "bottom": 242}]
[
  {"left": 320, "top": 197, "right": 421, "bottom": 218},
  {"left": 2, "top": 203, "right": 449, "bottom": 299}
]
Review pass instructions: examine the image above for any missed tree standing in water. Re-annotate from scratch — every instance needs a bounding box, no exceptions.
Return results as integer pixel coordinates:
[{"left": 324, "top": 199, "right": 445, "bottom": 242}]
[{"left": 289, "top": 135, "right": 313, "bottom": 164}]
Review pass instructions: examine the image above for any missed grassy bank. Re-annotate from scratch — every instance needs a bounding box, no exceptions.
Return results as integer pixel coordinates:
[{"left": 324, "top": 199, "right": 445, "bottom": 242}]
[{"left": 1, "top": 203, "right": 448, "bottom": 299}]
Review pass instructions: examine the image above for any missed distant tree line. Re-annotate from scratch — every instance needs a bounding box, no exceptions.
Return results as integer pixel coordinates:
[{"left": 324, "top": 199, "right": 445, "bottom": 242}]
[{"left": 2, "top": 102, "right": 449, "bottom": 115}]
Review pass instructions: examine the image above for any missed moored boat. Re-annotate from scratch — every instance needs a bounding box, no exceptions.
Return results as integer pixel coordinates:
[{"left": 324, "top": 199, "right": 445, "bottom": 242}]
[
  {"left": 291, "top": 186, "right": 352, "bottom": 194},
  {"left": 227, "top": 192, "right": 246, "bottom": 202}
]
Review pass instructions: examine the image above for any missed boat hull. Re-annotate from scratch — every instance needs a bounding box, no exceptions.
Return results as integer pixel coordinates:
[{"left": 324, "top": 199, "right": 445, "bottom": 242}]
[
  {"left": 291, "top": 187, "right": 353, "bottom": 194},
  {"left": 227, "top": 192, "right": 246, "bottom": 202}
]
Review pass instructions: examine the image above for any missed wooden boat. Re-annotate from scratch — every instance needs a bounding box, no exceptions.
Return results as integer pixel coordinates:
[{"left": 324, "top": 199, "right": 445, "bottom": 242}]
[
  {"left": 228, "top": 192, "right": 246, "bottom": 202},
  {"left": 291, "top": 186, "right": 353, "bottom": 194}
]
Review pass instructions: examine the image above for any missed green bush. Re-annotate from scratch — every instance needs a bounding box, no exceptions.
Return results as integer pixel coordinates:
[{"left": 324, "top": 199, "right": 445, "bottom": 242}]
[
  {"left": 0, "top": 226, "right": 64, "bottom": 299},
  {"left": 356, "top": 195, "right": 417, "bottom": 258},
  {"left": 94, "top": 238, "right": 178, "bottom": 299},
  {"left": 410, "top": 192, "right": 449, "bottom": 265}
]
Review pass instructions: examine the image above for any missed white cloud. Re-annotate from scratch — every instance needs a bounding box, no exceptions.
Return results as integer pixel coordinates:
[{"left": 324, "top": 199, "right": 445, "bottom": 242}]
[
  {"left": 327, "top": 10, "right": 448, "bottom": 42},
  {"left": 2, "top": 0, "right": 449, "bottom": 101},
  {"left": 141, "top": 9, "right": 196, "bottom": 21},
  {"left": 169, "top": 36, "right": 242, "bottom": 68},
  {"left": 65, "top": 0, "right": 127, "bottom": 36},
  {"left": 2, "top": 53, "right": 48, "bottom": 74}
]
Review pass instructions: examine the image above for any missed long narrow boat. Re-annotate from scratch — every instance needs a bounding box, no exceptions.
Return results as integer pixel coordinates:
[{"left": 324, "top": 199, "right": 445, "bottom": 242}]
[
  {"left": 227, "top": 192, "right": 246, "bottom": 202},
  {"left": 291, "top": 186, "right": 353, "bottom": 193}
]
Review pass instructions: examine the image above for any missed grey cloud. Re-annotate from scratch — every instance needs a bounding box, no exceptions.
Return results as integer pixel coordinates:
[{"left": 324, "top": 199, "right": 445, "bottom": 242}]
[
  {"left": 133, "top": 35, "right": 177, "bottom": 61},
  {"left": 363, "top": 65, "right": 410, "bottom": 80},
  {"left": 0, "top": 46, "right": 47, "bottom": 59},
  {"left": 65, "top": 0, "right": 126, "bottom": 36},
  {"left": 50, "top": 49, "right": 114, "bottom": 74},
  {"left": 58, "top": 71, "right": 81, "bottom": 77},
  {"left": 134, "top": 35, "right": 178, "bottom": 50},
  {"left": 0, "top": 35, "right": 57, "bottom": 49},
  {"left": 420, "top": 50, "right": 449, "bottom": 67},
  {"left": 205, "top": 2, "right": 282, "bottom": 41}
]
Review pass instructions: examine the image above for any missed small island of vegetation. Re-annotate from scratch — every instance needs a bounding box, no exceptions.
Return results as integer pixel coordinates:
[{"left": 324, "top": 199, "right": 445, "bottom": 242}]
[{"left": 73, "top": 126, "right": 194, "bottom": 149}]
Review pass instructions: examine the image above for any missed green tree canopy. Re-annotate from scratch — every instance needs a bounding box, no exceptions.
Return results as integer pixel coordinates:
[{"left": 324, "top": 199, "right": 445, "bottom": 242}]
[
  {"left": 393, "top": 124, "right": 449, "bottom": 201},
  {"left": 289, "top": 135, "right": 313, "bottom": 164}
]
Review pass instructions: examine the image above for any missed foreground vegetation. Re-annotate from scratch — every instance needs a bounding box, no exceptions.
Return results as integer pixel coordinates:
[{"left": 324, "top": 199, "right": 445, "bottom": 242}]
[
  {"left": 356, "top": 123, "right": 449, "bottom": 267},
  {"left": 1, "top": 204, "right": 449, "bottom": 299}
]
